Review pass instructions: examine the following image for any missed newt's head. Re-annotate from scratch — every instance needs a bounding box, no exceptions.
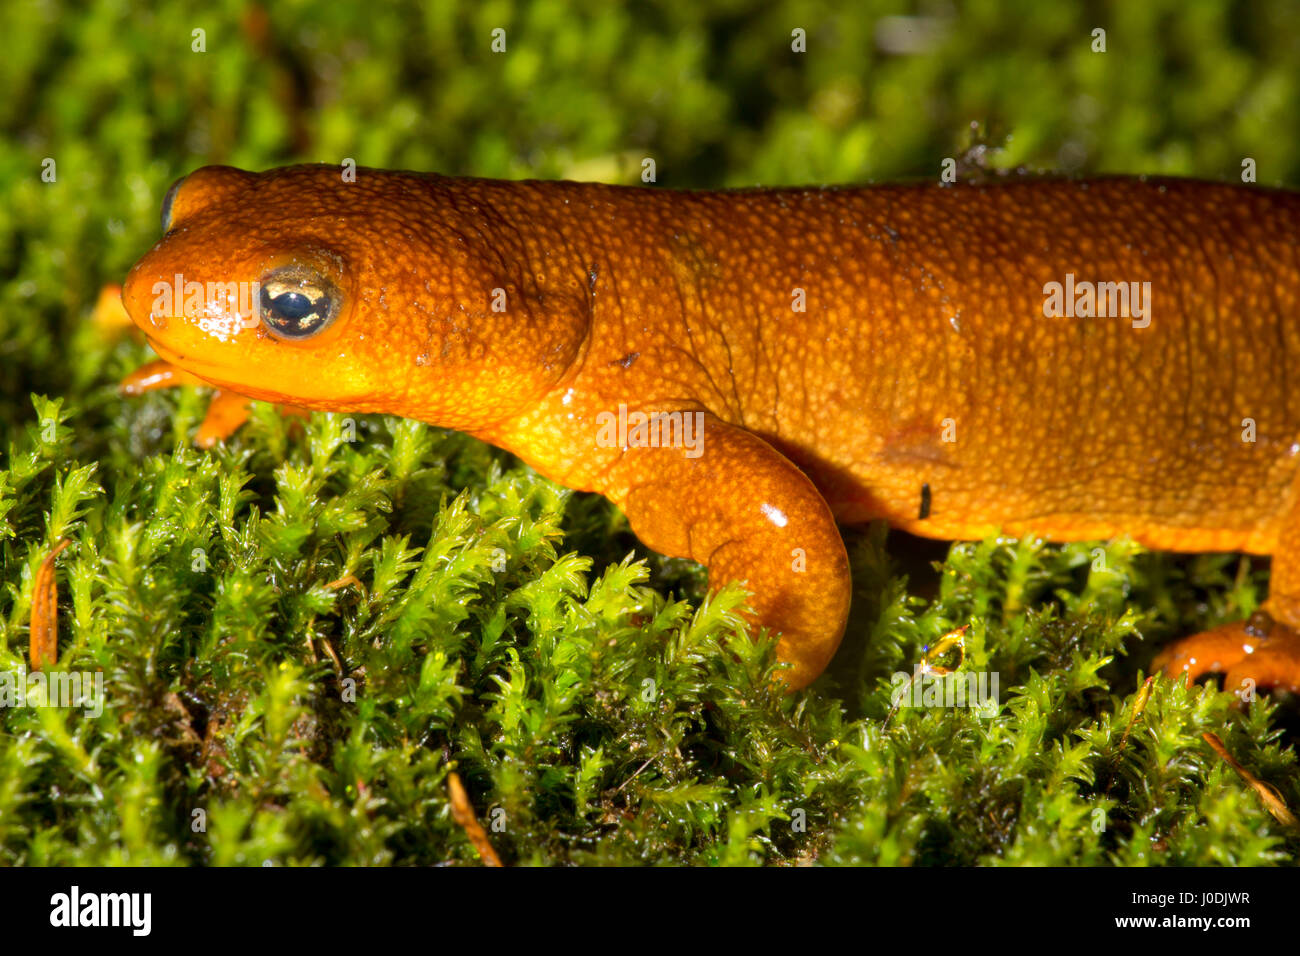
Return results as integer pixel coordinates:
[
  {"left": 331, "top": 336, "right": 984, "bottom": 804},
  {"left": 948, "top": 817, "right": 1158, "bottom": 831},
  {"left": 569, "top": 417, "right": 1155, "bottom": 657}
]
[{"left": 123, "top": 164, "right": 586, "bottom": 431}]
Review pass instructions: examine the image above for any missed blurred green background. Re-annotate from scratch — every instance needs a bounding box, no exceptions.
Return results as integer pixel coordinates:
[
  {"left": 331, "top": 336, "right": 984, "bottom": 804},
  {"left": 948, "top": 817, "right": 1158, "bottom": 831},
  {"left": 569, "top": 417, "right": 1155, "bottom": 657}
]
[{"left": 1, "top": 0, "right": 1298, "bottom": 866}]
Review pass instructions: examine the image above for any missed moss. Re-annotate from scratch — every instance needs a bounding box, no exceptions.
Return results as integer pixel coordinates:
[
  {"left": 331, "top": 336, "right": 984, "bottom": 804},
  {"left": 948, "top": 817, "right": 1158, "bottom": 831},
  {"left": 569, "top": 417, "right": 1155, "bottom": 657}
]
[{"left": 2, "top": 0, "right": 1298, "bottom": 865}]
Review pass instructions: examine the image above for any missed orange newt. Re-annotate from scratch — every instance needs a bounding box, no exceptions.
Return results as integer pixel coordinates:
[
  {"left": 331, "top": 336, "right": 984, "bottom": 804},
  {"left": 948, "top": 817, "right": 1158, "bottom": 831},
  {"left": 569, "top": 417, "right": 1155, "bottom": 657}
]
[{"left": 120, "top": 164, "right": 1300, "bottom": 692}]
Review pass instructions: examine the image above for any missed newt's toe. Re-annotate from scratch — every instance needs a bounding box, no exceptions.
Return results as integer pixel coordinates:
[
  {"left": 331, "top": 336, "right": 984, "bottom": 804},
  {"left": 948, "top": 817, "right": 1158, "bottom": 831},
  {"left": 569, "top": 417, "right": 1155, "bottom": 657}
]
[
  {"left": 92, "top": 283, "right": 133, "bottom": 336},
  {"left": 1156, "top": 613, "right": 1300, "bottom": 697},
  {"left": 120, "top": 358, "right": 207, "bottom": 395},
  {"left": 194, "top": 390, "right": 254, "bottom": 447}
]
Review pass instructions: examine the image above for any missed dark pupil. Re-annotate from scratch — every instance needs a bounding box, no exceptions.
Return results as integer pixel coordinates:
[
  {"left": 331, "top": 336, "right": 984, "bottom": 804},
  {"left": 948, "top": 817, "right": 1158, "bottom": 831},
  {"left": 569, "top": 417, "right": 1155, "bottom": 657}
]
[
  {"left": 274, "top": 292, "right": 313, "bottom": 320},
  {"left": 261, "top": 287, "right": 326, "bottom": 335}
]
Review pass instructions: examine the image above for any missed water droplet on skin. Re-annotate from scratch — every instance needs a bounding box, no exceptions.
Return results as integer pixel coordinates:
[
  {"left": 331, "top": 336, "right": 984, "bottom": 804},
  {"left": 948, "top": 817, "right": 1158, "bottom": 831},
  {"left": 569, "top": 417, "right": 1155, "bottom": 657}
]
[
  {"left": 760, "top": 503, "right": 788, "bottom": 528},
  {"left": 415, "top": 353, "right": 429, "bottom": 366}
]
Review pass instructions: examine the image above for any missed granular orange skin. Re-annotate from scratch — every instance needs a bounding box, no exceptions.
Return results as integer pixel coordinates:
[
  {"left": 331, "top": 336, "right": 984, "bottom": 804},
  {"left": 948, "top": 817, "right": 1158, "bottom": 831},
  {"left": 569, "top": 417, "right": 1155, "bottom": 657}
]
[{"left": 122, "top": 165, "right": 1300, "bottom": 691}]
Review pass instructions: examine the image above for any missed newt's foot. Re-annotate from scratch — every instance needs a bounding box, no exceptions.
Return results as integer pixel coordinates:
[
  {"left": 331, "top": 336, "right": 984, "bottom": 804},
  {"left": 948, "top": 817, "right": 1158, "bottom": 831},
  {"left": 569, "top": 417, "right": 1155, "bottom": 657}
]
[
  {"left": 92, "top": 283, "right": 133, "bottom": 335},
  {"left": 121, "top": 359, "right": 310, "bottom": 447},
  {"left": 1154, "top": 612, "right": 1300, "bottom": 698}
]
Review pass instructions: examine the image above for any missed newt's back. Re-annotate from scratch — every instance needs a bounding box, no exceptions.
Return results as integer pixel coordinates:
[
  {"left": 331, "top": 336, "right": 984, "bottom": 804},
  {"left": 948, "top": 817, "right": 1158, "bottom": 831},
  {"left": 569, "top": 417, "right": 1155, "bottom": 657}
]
[{"left": 556, "top": 177, "right": 1300, "bottom": 553}]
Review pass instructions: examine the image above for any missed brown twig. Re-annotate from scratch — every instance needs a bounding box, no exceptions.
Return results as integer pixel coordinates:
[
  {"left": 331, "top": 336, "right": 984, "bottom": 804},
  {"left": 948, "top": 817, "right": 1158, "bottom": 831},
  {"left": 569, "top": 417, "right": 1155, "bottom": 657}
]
[
  {"left": 447, "top": 771, "right": 503, "bottom": 866},
  {"left": 1202, "top": 731, "right": 1298, "bottom": 828},
  {"left": 1104, "top": 675, "right": 1155, "bottom": 796},
  {"left": 1118, "top": 676, "right": 1155, "bottom": 754},
  {"left": 29, "top": 538, "right": 71, "bottom": 670}
]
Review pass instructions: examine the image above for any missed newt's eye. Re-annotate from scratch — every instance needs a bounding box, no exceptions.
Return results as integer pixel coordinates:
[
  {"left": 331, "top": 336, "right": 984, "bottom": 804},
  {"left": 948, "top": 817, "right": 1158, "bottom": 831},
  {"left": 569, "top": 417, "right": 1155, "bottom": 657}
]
[
  {"left": 258, "top": 268, "right": 340, "bottom": 339},
  {"left": 160, "top": 175, "right": 185, "bottom": 232}
]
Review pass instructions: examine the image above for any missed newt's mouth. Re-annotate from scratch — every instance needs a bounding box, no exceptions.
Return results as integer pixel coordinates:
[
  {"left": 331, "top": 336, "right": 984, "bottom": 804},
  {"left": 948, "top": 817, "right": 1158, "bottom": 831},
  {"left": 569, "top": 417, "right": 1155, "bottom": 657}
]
[
  {"left": 142, "top": 333, "right": 338, "bottom": 410},
  {"left": 144, "top": 336, "right": 232, "bottom": 386},
  {"left": 141, "top": 335, "right": 286, "bottom": 402}
]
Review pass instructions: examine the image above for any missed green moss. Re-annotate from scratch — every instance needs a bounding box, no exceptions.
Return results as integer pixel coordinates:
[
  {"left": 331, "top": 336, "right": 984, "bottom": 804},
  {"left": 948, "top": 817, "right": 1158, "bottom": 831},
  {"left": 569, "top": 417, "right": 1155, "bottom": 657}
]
[{"left": 2, "top": 0, "right": 1298, "bottom": 865}]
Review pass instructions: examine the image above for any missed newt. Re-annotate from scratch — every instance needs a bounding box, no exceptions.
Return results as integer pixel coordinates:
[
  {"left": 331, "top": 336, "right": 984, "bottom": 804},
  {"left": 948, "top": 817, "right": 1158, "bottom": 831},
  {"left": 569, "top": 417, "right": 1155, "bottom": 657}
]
[{"left": 119, "top": 164, "right": 1300, "bottom": 693}]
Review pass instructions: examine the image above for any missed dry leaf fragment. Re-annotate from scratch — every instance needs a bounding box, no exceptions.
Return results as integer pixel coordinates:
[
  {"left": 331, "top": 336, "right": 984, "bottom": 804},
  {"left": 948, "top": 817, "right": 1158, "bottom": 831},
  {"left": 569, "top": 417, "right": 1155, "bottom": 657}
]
[
  {"left": 1202, "top": 731, "right": 1298, "bottom": 828},
  {"left": 447, "top": 771, "right": 503, "bottom": 867},
  {"left": 30, "top": 538, "right": 71, "bottom": 670}
]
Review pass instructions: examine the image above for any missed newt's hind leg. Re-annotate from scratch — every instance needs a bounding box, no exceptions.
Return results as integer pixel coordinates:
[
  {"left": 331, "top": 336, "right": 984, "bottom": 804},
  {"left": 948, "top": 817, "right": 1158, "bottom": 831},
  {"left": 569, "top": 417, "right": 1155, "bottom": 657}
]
[{"left": 1154, "top": 498, "right": 1300, "bottom": 697}]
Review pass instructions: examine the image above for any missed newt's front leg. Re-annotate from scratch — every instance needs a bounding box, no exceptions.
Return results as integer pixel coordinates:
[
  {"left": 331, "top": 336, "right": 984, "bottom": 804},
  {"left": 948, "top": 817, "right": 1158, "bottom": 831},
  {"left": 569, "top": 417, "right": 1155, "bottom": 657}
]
[
  {"left": 121, "top": 359, "right": 255, "bottom": 446},
  {"left": 600, "top": 411, "right": 851, "bottom": 690},
  {"left": 1155, "top": 615, "right": 1300, "bottom": 697},
  {"left": 121, "top": 358, "right": 310, "bottom": 447}
]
